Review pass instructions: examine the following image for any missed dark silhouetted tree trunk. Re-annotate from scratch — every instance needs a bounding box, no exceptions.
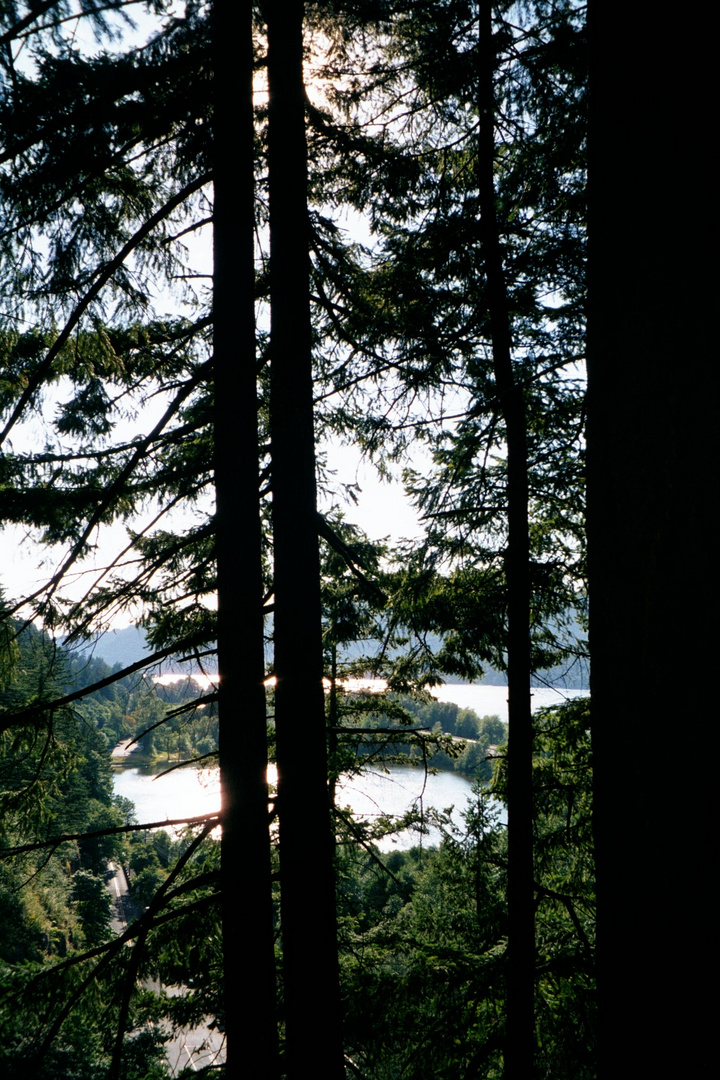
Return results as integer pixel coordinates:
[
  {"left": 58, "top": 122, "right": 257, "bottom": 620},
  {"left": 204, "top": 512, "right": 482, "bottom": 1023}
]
[
  {"left": 477, "top": 5, "right": 534, "bottom": 1076},
  {"left": 265, "top": 1, "right": 344, "bottom": 1075},
  {"left": 213, "top": 3, "right": 278, "bottom": 1076},
  {"left": 587, "top": 4, "right": 713, "bottom": 1076}
]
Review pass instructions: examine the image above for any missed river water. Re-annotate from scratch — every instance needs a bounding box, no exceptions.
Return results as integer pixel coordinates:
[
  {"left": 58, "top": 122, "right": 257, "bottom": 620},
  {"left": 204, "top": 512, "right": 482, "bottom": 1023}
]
[
  {"left": 113, "top": 761, "right": 483, "bottom": 850},
  {"left": 113, "top": 683, "right": 587, "bottom": 850}
]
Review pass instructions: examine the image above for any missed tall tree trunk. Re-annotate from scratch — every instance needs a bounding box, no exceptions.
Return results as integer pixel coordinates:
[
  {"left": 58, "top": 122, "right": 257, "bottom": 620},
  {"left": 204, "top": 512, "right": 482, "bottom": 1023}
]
[
  {"left": 477, "top": 4, "right": 535, "bottom": 1076},
  {"left": 587, "top": 4, "right": 713, "bottom": 1077},
  {"left": 213, "top": 3, "right": 279, "bottom": 1076},
  {"left": 265, "top": 2, "right": 344, "bottom": 1075}
]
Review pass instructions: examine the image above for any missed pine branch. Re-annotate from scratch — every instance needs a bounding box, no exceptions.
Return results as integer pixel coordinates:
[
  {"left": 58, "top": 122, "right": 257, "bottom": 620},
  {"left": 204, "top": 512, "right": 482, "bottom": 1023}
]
[
  {"left": 0, "top": 631, "right": 213, "bottom": 736},
  {"left": 0, "top": 813, "right": 220, "bottom": 859},
  {"left": 27, "top": 821, "right": 216, "bottom": 1069},
  {"left": 107, "top": 924, "right": 148, "bottom": 1080},
  {"left": 4, "top": 358, "right": 211, "bottom": 624},
  {"left": 317, "top": 512, "right": 387, "bottom": 604},
  {"left": 0, "top": 1, "right": 62, "bottom": 47},
  {"left": 0, "top": 173, "right": 210, "bottom": 451},
  {"left": 333, "top": 805, "right": 402, "bottom": 886}
]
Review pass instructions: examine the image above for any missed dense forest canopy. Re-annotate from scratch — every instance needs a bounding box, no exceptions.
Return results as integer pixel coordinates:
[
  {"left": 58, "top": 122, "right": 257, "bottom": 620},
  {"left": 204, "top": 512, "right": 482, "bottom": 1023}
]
[
  {"left": 0, "top": 0, "right": 586, "bottom": 669},
  {"left": 0, "top": 2, "right": 712, "bottom": 1078}
]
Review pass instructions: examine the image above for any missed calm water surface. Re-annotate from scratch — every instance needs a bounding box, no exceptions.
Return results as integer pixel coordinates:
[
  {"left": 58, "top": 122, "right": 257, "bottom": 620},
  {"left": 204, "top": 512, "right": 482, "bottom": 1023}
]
[
  {"left": 113, "top": 760, "right": 486, "bottom": 850},
  {"left": 113, "top": 684, "right": 586, "bottom": 848}
]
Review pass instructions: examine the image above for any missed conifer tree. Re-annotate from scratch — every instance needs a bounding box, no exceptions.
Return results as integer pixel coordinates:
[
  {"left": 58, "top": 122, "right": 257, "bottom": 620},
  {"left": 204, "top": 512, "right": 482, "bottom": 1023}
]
[
  {"left": 265, "top": 0, "right": 344, "bottom": 1073},
  {"left": 0, "top": 3, "right": 596, "bottom": 1075},
  {"left": 213, "top": 1, "right": 278, "bottom": 1075},
  {"left": 475, "top": 6, "right": 534, "bottom": 1073},
  {"left": 311, "top": 6, "right": 586, "bottom": 1073}
]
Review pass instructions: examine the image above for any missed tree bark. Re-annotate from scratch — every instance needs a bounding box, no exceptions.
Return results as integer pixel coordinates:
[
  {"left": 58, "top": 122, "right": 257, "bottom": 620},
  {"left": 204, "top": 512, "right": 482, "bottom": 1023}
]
[
  {"left": 213, "top": 3, "right": 279, "bottom": 1076},
  {"left": 587, "top": 4, "right": 714, "bottom": 1076},
  {"left": 265, "top": 1, "right": 344, "bottom": 1075},
  {"left": 477, "top": 4, "right": 535, "bottom": 1076}
]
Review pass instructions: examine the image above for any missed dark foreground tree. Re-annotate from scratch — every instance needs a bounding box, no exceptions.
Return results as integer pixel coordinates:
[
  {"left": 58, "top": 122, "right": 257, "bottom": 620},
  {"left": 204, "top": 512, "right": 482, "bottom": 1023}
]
[
  {"left": 476, "top": 5, "right": 533, "bottom": 1075},
  {"left": 587, "top": 4, "right": 713, "bottom": 1075},
  {"left": 265, "top": 1, "right": 344, "bottom": 1074},
  {"left": 213, "top": 1, "right": 278, "bottom": 1076},
  {"left": 474, "top": 6, "right": 537, "bottom": 1071}
]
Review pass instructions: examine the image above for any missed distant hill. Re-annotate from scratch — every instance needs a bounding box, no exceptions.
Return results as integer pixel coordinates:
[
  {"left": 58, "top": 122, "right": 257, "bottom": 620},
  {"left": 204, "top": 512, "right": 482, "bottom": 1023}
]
[
  {"left": 76, "top": 625, "right": 221, "bottom": 675},
  {"left": 327, "top": 620, "right": 588, "bottom": 690},
  {"left": 75, "top": 622, "right": 588, "bottom": 690},
  {"left": 65, "top": 625, "right": 152, "bottom": 670}
]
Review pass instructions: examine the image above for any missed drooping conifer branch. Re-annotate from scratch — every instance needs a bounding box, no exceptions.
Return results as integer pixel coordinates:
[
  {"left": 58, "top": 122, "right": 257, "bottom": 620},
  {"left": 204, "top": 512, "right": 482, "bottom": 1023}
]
[
  {"left": 0, "top": 813, "right": 220, "bottom": 859},
  {"left": 0, "top": 632, "right": 212, "bottom": 735},
  {"left": 0, "top": 175, "right": 210, "bottom": 450},
  {"left": 27, "top": 820, "right": 215, "bottom": 1071}
]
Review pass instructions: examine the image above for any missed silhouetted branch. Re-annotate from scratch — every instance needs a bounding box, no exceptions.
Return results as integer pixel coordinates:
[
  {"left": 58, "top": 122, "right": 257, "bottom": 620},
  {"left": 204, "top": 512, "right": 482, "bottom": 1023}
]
[
  {"left": 0, "top": 633, "right": 214, "bottom": 736},
  {"left": 0, "top": 813, "right": 220, "bottom": 859}
]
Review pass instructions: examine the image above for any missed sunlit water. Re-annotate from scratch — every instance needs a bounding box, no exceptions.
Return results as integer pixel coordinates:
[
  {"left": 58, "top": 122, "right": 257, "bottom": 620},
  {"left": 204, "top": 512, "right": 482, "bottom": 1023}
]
[
  {"left": 112, "top": 760, "right": 486, "bottom": 850},
  {"left": 113, "top": 684, "right": 586, "bottom": 849}
]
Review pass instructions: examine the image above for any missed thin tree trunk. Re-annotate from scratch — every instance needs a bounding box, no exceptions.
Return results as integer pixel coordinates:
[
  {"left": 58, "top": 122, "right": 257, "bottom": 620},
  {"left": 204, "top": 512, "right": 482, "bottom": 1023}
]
[
  {"left": 265, "top": 1, "right": 344, "bottom": 1075},
  {"left": 213, "top": 3, "right": 279, "bottom": 1076},
  {"left": 477, "top": 4, "right": 534, "bottom": 1076}
]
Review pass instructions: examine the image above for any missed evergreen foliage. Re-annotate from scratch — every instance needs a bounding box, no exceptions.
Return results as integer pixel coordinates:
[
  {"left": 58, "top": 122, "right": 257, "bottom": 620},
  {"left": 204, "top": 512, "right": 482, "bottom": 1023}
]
[
  {"left": 0, "top": 1, "right": 604, "bottom": 1076},
  {"left": 337, "top": 698, "right": 593, "bottom": 1079},
  {"left": 334, "top": 689, "right": 506, "bottom": 781}
]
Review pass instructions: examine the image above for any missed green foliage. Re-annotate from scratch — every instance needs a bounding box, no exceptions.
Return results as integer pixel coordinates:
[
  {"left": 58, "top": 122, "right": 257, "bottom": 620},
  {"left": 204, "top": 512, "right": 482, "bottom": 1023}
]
[
  {"left": 495, "top": 696, "right": 595, "bottom": 1076},
  {"left": 338, "top": 697, "right": 594, "bottom": 1079},
  {"left": 338, "top": 800, "right": 507, "bottom": 1078},
  {"left": 335, "top": 687, "right": 506, "bottom": 785},
  {"left": 0, "top": 617, "right": 207, "bottom": 1075},
  {"left": 60, "top": 644, "right": 217, "bottom": 766},
  {"left": 72, "top": 870, "right": 112, "bottom": 947},
  {"left": 0, "top": 622, "right": 119, "bottom": 962},
  {"left": 0, "top": 1, "right": 592, "bottom": 1074}
]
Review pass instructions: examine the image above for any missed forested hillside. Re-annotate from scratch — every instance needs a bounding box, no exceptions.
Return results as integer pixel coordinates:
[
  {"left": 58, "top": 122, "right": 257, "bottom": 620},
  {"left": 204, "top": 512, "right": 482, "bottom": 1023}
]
[
  {"left": 0, "top": 617, "right": 172, "bottom": 1077},
  {"left": 0, "top": 610, "right": 592, "bottom": 1078},
  {"left": 0, "top": 2, "right": 712, "bottom": 1078}
]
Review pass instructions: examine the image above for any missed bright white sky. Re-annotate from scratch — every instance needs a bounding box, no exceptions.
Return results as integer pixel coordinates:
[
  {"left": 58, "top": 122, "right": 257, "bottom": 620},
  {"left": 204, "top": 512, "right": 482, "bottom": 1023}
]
[
  {"left": 0, "top": 309, "right": 429, "bottom": 622},
  {"left": 0, "top": 319, "right": 427, "bottom": 625},
  {"left": 0, "top": 3, "right": 429, "bottom": 626}
]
